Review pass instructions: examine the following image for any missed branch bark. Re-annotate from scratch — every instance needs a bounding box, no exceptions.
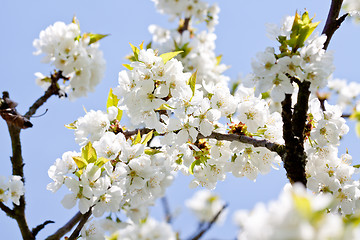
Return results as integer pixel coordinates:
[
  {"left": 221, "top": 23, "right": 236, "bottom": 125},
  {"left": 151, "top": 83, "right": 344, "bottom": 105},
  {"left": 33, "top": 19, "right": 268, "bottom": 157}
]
[
  {"left": 67, "top": 209, "right": 92, "bottom": 240},
  {"left": 45, "top": 211, "right": 83, "bottom": 240},
  {"left": 188, "top": 204, "right": 228, "bottom": 240},
  {"left": 7, "top": 122, "right": 34, "bottom": 239},
  {"left": 25, "top": 71, "right": 65, "bottom": 119},
  {"left": 322, "top": 0, "right": 348, "bottom": 50},
  {"left": 198, "top": 132, "right": 284, "bottom": 157}
]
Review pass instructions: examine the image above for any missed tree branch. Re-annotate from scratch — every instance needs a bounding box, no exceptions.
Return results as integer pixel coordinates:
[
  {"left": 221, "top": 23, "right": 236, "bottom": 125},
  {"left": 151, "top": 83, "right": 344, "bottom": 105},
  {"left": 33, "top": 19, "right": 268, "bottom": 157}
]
[
  {"left": 198, "top": 132, "right": 285, "bottom": 157},
  {"left": 67, "top": 209, "right": 92, "bottom": 240},
  {"left": 45, "top": 211, "right": 83, "bottom": 240},
  {"left": 25, "top": 71, "right": 65, "bottom": 119},
  {"left": 0, "top": 202, "right": 15, "bottom": 218},
  {"left": 188, "top": 204, "right": 228, "bottom": 240},
  {"left": 161, "top": 196, "right": 172, "bottom": 224},
  {"left": 32, "top": 220, "right": 55, "bottom": 237},
  {"left": 7, "top": 121, "right": 34, "bottom": 239},
  {"left": 322, "top": 0, "right": 348, "bottom": 50}
]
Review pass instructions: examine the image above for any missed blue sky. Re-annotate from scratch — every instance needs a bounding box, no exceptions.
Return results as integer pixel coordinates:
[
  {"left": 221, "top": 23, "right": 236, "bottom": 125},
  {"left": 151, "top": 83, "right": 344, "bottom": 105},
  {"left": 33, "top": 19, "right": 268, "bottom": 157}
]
[{"left": 1, "top": 1, "right": 360, "bottom": 239}]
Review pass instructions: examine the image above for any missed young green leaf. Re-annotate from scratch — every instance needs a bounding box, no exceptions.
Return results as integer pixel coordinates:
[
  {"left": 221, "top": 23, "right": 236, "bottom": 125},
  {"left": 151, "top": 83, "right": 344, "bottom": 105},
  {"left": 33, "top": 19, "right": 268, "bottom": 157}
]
[
  {"left": 144, "top": 149, "right": 162, "bottom": 155},
  {"left": 106, "top": 88, "right": 120, "bottom": 110},
  {"left": 189, "top": 159, "right": 202, "bottom": 175},
  {"left": 133, "top": 130, "right": 142, "bottom": 145},
  {"left": 159, "top": 51, "right": 183, "bottom": 64},
  {"left": 81, "top": 142, "right": 97, "bottom": 163},
  {"left": 141, "top": 130, "right": 153, "bottom": 145},
  {"left": 188, "top": 70, "right": 197, "bottom": 98},
  {"left": 129, "top": 43, "right": 140, "bottom": 61},
  {"left": 122, "top": 64, "right": 133, "bottom": 70},
  {"left": 72, "top": 156, "right": 88, "bottom": 169},
  {"left": 65, "top": 120, "right": 77, "bottom": 130},
  {"left": 84, "top": 33, "right": 109, "bottom": 45}
]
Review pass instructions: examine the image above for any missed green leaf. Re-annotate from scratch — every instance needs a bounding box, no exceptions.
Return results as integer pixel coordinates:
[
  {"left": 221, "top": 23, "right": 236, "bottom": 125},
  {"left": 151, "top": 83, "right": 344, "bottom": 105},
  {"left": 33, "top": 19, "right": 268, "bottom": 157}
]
[
  {"left": 84, "top": 33, "right": 109, "bottom": 45},
  {"left": 146, "top": 41, "right": 152, "bottom": 50},
  {"left": 353, "top": 164, "right": 360, "bottom": 168},
  {"left": 116, "top": 109, "right": 123, "bottom": 122},
  {"left": 72, "top": 156, "right": 88, "bottom": 169},
  {"left": 356, "top": 122, "right": 360, "bottom": 137},
  {"left": 144, "top": 149, "right": 162, "bottom": 155},
  {"left": 157, "top": 103, "right": 175, "bottom": 110},
  {"left": 216, "top": 55, "right": 222, "bottom": 66},
  {"left": 133, "top": 130, "right": 142, "bottom": 145},
  {"left": 81, "top": 142, "right": 97, "bottom": 163},
  {"left": 95, "top": 157, "right": 110, "bottom": 168},
  {"left": 188, "top": 70, "right": 197, "bottom": 98},
  {"left": 122, "top": 64, "right": 133, "bottom": 70},
  {"left": 292, "top": 193, "right": 312, "bottom": 220},
  {"left": 189, "top": 159, "right": 202, "bottom": 175},
  {"left": 129, "top": 43, "right": 140, "bottom": 61},
  {"left": 106, "top": 88, "right": 120, "bottom": 110},
  {"left": 65, "top": 120, "right": 77, "bottom": 130},
  {"left": 141, "top": 130, "right": 153, "bottom": 145},
  {"left": 139, "top": 41, "right": 144, "bottom": 50},
  {"left": 159, "top": 51, "right": 183, "bottom": 64}
]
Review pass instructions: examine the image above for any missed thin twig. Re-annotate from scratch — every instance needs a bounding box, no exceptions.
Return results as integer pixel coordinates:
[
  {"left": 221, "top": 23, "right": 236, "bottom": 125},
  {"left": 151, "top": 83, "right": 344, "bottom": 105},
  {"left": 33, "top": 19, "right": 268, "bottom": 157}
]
[
  {"left": 188, "top": 204, "right": 228, "bottom": 240},
  {"left": 45, "top": 211, "right": 83, "bottom": 240},
  {"left": 161, "top": 196, "right": 172, "bottom": 223},
  {"left": 0, "top": 202, "right": 15, "bottom": 218},
  {"left": 25, "top": 71, "right": 65, "bottom": 119},
  {"left": 322, "top": 0, "right": 348, "bottom": 50},
  {"left": 32, "top": 220, "right": 55, "bottom": 237},
  {"left": 67, "top": 209, "right": 92, "bottom": 240}
]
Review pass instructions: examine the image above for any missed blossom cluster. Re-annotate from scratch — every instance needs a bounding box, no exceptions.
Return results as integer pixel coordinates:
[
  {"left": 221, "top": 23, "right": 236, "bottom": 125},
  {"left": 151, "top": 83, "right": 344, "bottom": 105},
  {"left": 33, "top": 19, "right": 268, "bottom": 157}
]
[
  {"left": 305, "top": 98, "right": 360, "bottom": 214},
  {"left": 0, "top": 175, "right": 25, "bottom": 206},
  {"left": 327, "top": 77, "right": 360, "bottom": 111},
  {"left": 233, "top": 183, "right": 360, "bottom": 240},
  {"left": 245, "top": 13, "right": 334, "bottom": 102},
  {"left": 152, "top": 0, "right": 219, "bottom": 31},
  {"left": 33, "top": 19, "right": 106, "bottom": 100},
  {"left": 48, "top": 106, "right": 175, "bottom": 221},
  {"left": 116, "top": 47, "right": 283, "bottom": 189},
  {"left": 79, "top": 217, "right": 176, "bottom": 240}
]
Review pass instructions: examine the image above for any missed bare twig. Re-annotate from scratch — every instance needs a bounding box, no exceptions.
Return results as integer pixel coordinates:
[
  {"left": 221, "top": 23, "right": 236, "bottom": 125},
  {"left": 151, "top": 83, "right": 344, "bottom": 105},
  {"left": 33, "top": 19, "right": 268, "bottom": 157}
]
[
  {"left": 32, "top": 220, "right": 55, "bottom": 237},
  {"left": 67, "top": 209, "right": 92, "bottom": 240},
  {"left": 25, "top": 71, "right": 66, "bottom": 119},
  {"left": 0, "top": 202, "right": 15, "bottom": 218},
  {"left": 161, "top": 196, "right": 172, "bottom": 223},
  {"left": 188, "top": 204, "right": 228, "bottom": 240},
  {"left": 45, "top": 212, "right": 83, "bottom": 240},
  {"left": 322, "top": 0, "right": 348, "bottom": 50}
]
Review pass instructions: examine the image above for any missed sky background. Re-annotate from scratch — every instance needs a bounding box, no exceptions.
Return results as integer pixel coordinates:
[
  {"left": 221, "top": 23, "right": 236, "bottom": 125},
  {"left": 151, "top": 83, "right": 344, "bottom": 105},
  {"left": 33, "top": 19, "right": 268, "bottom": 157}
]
[{"left": 1, "top": 0, "right": 360, "bottom": 239}]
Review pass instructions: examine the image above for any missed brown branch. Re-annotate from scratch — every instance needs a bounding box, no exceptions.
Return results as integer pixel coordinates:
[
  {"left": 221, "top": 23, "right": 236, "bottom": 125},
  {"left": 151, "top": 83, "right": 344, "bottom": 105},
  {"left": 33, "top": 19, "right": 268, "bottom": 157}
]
[
  {"left": 123, "top": 128, "right": 153, "bottom": 139},
  {"left": 198, "top": 132, "right": 285, "bottom": 157},
  {"left": 32, "top": 220, "right": 55, "bottom": 237},
  {"left": 7, "top": 120, "right": 34, "bottom": 239},
  {"left": 0, "top": 202, "right": 15, "bottom": 218},
  {"left": 45, "top": 211, "right": 83, "bottom": 240},
  {"left": 161, "top": 196, "right": 172, "bottom": 224},
  {"left": 67, "top": 209, "right": 92, "bottom": 240},
  {"left": 25, "top": 71, "right": 65, "bottom": 119},
  {"left": 188, "top": 204, "right": 228, "bottom": 240},
  {"left": 322, "top": 0, "right": 348, "bottom": 50},
  {"left": 178, "top": 17, "right": 191, "bottom": 34}
]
